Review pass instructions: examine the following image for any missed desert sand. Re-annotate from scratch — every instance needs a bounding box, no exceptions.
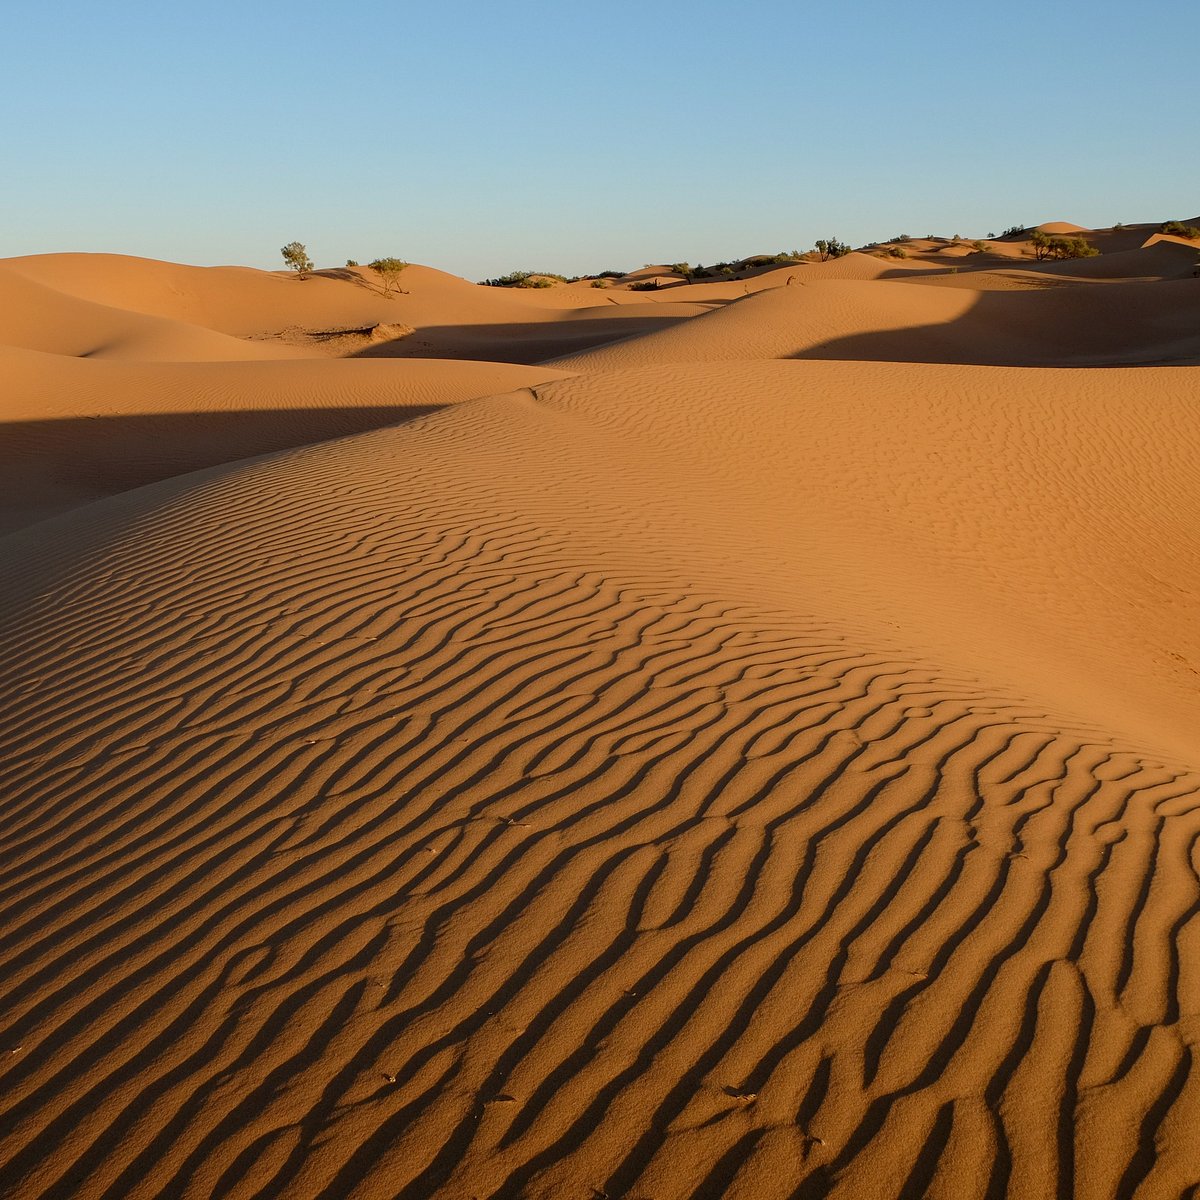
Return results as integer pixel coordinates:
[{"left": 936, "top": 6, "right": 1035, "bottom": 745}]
[{"left": 2, "top": 222, "right": 1199, "bottom": 1199}]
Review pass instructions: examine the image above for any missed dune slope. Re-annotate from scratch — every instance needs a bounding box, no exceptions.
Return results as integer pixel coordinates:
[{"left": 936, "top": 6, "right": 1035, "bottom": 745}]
[
  {"left": 0, "top": 347, "right": 565, "bottom": 532},
  {"left": 552, "top": 276, "right": 1200, "bottom": 370},
  {"left": 1, "top": 361, "right": 1199, "bottom": 1199}
]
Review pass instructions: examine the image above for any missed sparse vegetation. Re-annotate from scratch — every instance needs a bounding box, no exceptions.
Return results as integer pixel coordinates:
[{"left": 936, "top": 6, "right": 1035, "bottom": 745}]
[
  {"left": 281, "top": 241, "right": 313, "bottom": 279},
  {"left": 1029, "top": 230, "right": 1100, "bottom": 261},
  {"left": 971, "top": 240, "right": 988, "bottom": 253},
  {"left": 814, "top": 238, "right": 851, "bottom": 262},
  {"left": 885, "top": 246, "right": 907, "bottom": 258},
  {"left": 345, "top": 259, "right": 359, "bottom": 268},
  {"left": 670, "top": 262, "right": 692, "bottom": 279},
  {"left": 1162, "top": 221, "right": 1200, "bottom": 240},
  {"left": 1001, "top": 225, "right": 1028, "bottom": 238},
  {"left": 748, "top": 251, "right": 804, "bottom": 266},
  {"left": 629, "top": 280, "right": 660, "bottom": 291},
  {"left": 369, "top": 257, "right": 409, "bottom": 297},
  {"left": 480, "top": 270, "right": 565, "bottom": 288}
]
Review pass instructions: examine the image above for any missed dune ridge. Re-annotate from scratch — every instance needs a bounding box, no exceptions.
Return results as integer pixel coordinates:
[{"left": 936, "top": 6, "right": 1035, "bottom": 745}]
[{"left": 2, "top": 234, "right": 1200, "bottom": 1198}]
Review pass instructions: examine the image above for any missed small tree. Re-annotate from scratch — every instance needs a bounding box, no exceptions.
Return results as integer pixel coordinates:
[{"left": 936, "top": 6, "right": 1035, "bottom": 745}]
[
  {"left": 814, "top": 238, "right": 851, "bottom": 262},
  {"left": 281, "top": 241, "right": 313, "bottom": 279},
  {"left": 1030, "top": 230, "right": 1099, "bottom": 260},
  {"left": 369, "top": 257, "right": 410, "bottom": 297}
]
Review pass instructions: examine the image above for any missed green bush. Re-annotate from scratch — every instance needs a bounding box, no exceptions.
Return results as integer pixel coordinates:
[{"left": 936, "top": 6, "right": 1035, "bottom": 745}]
[
  {"left": 1001, "top": 225, "right": 1027, "bottom": 238},
  {"left": 1162, "top": 221, "right": 1200, "bottom": 239},
  {"left": 814, "top": 237, "right": 851, "bottom": 261},
  {"left": 1029, "top": 230, "right": 1099, "bottom": 260},
  {"left": 369, "top": 257, "right": 409, "bottom": 296},
  {"left": 481, "top": 270, "right": 568, "bottom": 288},
  {"left": 630, "top": 280, "right": 660, "bottom": 291},
  {"left": 281, "top": 241, "right": 313, "bottom": 279},
  {"left": 345, "top": 259, "right": 359, "bottom": 268},
  {"left": 886, "top": 246, "right": 907, "bottom": 258}
]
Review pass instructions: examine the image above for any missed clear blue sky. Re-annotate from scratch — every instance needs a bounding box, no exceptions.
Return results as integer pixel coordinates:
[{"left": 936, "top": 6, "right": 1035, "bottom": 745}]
[{"left": 3, "top": 0, "right": 1195, "bottom": 279}]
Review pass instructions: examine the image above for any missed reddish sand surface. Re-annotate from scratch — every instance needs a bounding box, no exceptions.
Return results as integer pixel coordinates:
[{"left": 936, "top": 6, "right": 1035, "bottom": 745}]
[{"left": 2, "top": 222, "right": 1200, "bottom": 1199}]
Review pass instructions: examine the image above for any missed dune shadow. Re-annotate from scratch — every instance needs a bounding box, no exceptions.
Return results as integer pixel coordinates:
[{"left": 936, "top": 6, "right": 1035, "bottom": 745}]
[
  {"left": 788, "top": 284, "right": 1200, "bottom": 367},
  {"left": 312, "top": 267, "right": 389, "bottom": 296},
  {"left": 349, "top": 313, "right": 702, "bottom": 365},
  {"left": 0, "top": 404, "right": 443, "bottom": 535}
]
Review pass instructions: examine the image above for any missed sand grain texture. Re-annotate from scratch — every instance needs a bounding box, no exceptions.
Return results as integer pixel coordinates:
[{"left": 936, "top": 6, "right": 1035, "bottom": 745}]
[{"left": 1, "top": 242, "right": 1200, "bottom": 1200}]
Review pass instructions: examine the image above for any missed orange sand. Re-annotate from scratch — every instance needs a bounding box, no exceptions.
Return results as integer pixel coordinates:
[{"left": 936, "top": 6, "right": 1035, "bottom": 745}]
[{"left": 2, "top": 229, "right": 1200, "bottom": 1199}]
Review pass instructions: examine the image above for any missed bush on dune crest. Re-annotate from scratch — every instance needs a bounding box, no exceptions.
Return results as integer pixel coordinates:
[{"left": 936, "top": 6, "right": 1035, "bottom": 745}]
[
  {"left": 814, "top": 237, "right": 851, "bottom": 261},
  {"left": 1162, "top": 220, "right": 1200, "bottom": 239},
  {"left": 369, "top": 257, "right": 410, "bottom": 297},
  {"left": 480, "top": 270, "right": 561, "bottom": 288},
  {"left": 281, "top": 241, "right": 313, "bottom": 279}
]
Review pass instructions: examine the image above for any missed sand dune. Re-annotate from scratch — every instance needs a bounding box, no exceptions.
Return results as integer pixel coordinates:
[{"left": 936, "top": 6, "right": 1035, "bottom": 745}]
[
  {"left": 0, "top": 267, "right": 305, "bottom": 362},
  {"left": 1, "top": 254, "right": 719, "bottom": 366},
  {"left": 553, "top": 275, "right": 1200, "bottom": 370},
  {"left": 0, "top": 347, "right": 564, "bottom": 532},
  {"left": 2, "top": 234, "right": 1200, "bottom": 1199}
]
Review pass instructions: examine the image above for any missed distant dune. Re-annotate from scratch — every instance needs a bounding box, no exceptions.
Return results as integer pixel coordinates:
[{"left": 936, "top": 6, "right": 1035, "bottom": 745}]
[{"left": 2, "top": 223, "right": 1200, "bottom": 1198}]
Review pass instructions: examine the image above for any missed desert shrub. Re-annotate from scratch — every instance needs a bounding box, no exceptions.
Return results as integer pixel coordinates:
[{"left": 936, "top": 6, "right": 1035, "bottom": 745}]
[
  {"left": 971, "top": 240, "right": 988, "bottom": 253},
  {"left": 345, "top": 259, "right": 359, "bottom": 267},
  {"left": 814, "top": 237, "right": 851, "bottom": 261},
  {"left": 590, "top": 279, "right": 607, "bottom": 288},
  {"left": 482, "top": 270, "right": 568, "bottom": 287},
  {"left": 1056, "top": 236, "right": 1099, "bottom": 259},
  {"left": 281, "top": 241, "right": 313, "bottom": 279},
  {"left": 886, "top": 246, "right": 907, "bottom": 258},
  {"left": 742, "top": 253, "right": 802, "bottom": 268},
  {"left": 1162, "top": 221, "right": 1200, "bottom": 239},
  {"left": 1001, "top": 225, "right": 1027, "bottom": 238},
  {"left": 595, "top": 269, "right": 625, "bottom": 279},
  {"left": 1029, "top": 230, "right": 1099, "bottom": 260},
  {"left": 369, "top": 257, "right": 409, "bottom": 296},
  {"left": 892, "top": 233, "right": 911, "bottom": 243},
  {"left": 670, "top": 262, "right": 692, "bottom": 278},
  {"left": 630, "top": 280, "right": 659, "bottom": 291},
  {"left": 482, "top": 271, "right": 527, "bottom": 287},
  {"left": 481, "top": 270, "right": 532, "bottom": 287}
]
